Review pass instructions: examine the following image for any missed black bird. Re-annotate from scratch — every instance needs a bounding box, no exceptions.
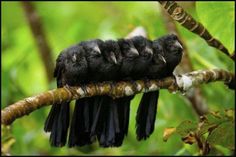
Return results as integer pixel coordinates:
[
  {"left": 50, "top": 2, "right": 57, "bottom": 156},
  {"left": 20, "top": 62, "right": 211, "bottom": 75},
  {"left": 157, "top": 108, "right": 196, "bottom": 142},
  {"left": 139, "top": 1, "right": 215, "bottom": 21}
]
[
  {"left": 68, "top": 39, "right": 105, "bottom": 147},
  {"left": 118, "top": 36, "right": 154, "bottom": 139},
  {"left": 44, "top": 35, "right": 183, "bottom": 148},
  {"left": 44, "top": 45, "right": 88, "bottom": 147},
  {"left": 116, "top": 38, "right": 140, "bottom": 146},
  {"left": 136, "top": 34, "right": 183, "bottom": 141},
  {"left": 90, "top": 39, "right": 123, "bottom": 147},
  {"left": 118, "top": 38, "right": 139, "bottom": 78},
  {"left": 160, "top": 34, "right": 183, "bottom": 76},
  {"left": 131, "top": 36, "right": 153, "bottom": 79},
  {"left": 91, "top": 38, "right": 139, "bottom": 147},
  {"left": 99, "top": 38, "right": 140, "bottom": 147}
]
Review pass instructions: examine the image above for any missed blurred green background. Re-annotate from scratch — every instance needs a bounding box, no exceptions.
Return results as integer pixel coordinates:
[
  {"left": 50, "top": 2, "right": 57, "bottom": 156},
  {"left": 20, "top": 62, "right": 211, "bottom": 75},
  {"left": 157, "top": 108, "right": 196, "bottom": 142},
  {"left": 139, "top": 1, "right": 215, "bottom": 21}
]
[{"left": 1, "top": 1, "right": 235, "bottom": 155}]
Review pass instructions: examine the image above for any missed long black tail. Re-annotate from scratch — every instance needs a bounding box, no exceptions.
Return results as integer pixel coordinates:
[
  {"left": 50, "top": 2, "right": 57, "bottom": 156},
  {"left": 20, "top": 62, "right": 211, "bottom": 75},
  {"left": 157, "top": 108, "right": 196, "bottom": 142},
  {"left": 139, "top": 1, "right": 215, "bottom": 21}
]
[
  {"left": 136, "top": 91, "right": 159, "bottom": 141},
  {"left": 118, "top": 96, "right": 132, "bottom": 136},
  {"left": 114, "top": 96, "right": 132, "bottom": 146},
  {"left": 91, "top": 96, "right": 131, "bottom": 147},
  {"left": 47, "top": 101, "right": 70, "bottom": 147},
  {"left": 44, "top": 103, "right": 60, "bottom": 132},
  {"left": 68, "top": 98, "right": 94, "bottom": 147}
]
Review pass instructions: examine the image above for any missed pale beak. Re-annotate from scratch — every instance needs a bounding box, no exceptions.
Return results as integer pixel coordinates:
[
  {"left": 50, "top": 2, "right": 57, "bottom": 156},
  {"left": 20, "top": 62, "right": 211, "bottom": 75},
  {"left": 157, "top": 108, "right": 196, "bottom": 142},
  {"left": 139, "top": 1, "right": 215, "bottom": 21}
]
[
  {"left": 174, "top": 41, "right": 183, "bottom": 51},
  {"left": 110, "top": 52, "right": 117, "bottom": 64},
  {"left": 94, "top": 46, "right": 101, "bottom": 54},
  {"left": 72, "top": 54, "right": 77, "bottom": 62},
  {"left": 158, "top": 54, "right": 166, "bottom": 63},
  {"left": 145, "top": 47, "right": 153, "bottom": 55},
  {"left": 130, "top": 48, "right": 139, "bottom": 56}
]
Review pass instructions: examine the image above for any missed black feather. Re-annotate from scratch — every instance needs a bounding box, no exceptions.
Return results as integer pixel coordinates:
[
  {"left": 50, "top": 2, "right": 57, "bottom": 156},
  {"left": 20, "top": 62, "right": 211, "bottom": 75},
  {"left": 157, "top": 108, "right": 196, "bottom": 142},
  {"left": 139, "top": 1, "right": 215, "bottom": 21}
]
[
  {"left": 68, "top": 39, "right": 104, "bottom": 147},
  {"left": 136, "top": 34, "right": 183, "bottom": 141},
  {"left": 45, "top": 45, "right": 88, "bottom": 147}
]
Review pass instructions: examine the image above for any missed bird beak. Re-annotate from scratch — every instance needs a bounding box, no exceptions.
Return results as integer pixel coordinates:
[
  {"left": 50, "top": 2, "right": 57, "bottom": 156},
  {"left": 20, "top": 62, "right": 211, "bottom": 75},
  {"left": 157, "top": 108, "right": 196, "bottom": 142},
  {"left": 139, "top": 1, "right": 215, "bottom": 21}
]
[
  {"left": 72, "top": 54, "right": 77, "bottom": 62},
  {"left": 174, "top": 40, "right": 183, "bottom": 51},
  {"left": 94, "top": 46, "right": 101, "bottom": 54},
  {"left": 130, "top": 48, "right": 139, "bottom": 57},
  {"left": 158, "top": 54, "right": 166, "bottom": 63},
  {"left": 110, "top": 52, "right": 117, "bottom": 64},
  {"left": 145, "top": 47, "right": 153, "bottom": 55}
]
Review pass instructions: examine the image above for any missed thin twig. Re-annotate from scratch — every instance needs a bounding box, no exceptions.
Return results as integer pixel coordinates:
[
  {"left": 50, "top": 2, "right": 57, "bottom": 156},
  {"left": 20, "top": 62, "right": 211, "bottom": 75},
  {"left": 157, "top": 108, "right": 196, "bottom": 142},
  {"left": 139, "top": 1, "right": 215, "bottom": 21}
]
[
  {"left": 158, "top": 1, "right": 233, "bottom": 61},
  {"left": 21, "top": 2, "right": 54, "bottom": 82}
]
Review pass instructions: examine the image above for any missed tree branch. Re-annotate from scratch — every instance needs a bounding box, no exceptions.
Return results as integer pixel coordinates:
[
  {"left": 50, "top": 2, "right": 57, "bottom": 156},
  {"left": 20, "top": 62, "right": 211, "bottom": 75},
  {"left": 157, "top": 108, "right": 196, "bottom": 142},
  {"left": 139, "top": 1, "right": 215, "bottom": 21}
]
[
  {"left": 158, "top": 1, "right": 234, "bottom": 61},
  {"left": 1, "top": 69, "right": 234, "bottom": 125},
  {"left": 21, "top": 2, "right": 54, "bottom": 82}
]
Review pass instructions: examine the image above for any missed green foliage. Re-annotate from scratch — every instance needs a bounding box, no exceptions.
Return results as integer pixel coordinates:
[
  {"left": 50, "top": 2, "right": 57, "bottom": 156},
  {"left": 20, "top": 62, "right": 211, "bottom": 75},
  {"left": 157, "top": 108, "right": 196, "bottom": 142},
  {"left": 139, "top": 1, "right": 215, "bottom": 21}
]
[
  {"left": 176, "top": 121, "right": 197, "bottom": 137},
  {"left": 1, "top": 1, "right": 235, "bottom": 155},
  {"left": 164, "top": 110, "right": 235, "bottom": 155},
  {"left": 196, "top": 2, "right": 235, "bottom": 54},
  {"left": 207, "top": 121, "right": 235, "bottom": 150},
  {"left": 1, "top": 125, "right": 15, "bottom": 156}
]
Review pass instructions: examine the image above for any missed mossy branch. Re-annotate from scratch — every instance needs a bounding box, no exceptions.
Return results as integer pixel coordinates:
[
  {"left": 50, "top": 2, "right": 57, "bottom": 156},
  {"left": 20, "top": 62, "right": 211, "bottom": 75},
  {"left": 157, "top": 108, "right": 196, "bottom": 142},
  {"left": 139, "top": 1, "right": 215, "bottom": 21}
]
[
  {"left": 158, "top": 1, "right": 234, "bottom": 61},
  {"left": 1, "top": 69, "right": 234, "bottom": 125}
]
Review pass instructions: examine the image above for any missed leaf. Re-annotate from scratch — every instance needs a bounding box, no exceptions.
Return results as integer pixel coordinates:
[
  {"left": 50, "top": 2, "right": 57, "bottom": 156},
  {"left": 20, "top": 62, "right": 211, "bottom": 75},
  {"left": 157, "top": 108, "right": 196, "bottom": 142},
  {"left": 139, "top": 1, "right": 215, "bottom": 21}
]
[
  {"left": 175, "top": 120, "right": 198, "bottom": 145},
  {"left": 224, "top": 109, "right": 235, "bottom": 121},
  {"left": 198, "top": 121, "right": 217, "bottom": 136},
  {"left": 196, "top": 2, "right": 235, "bottom": 54},
  {"left": 198, "top": 110, "right": 233, "bottom": 135},
  {"left": 181, "top": 133, "right": 196, "bottom": 145},
  {"left": 1, "top": 125, "right": 15, "bottom": 155},
  {"left": 176, "top": 120, "right": 197, "bottom": 137},
  {"left": 207, "top": 121, "right": 235, "bottom": 150},
  {"left": 163, "top": 127, "right": 176, "bottom": 142}
]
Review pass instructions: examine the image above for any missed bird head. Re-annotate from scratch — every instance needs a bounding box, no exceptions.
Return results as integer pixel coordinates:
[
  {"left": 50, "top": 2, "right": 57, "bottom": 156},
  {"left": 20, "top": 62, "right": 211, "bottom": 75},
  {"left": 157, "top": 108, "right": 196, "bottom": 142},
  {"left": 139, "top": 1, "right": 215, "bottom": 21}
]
[{"left": 118, "top": 38, "right": 139, "bottom": 58}]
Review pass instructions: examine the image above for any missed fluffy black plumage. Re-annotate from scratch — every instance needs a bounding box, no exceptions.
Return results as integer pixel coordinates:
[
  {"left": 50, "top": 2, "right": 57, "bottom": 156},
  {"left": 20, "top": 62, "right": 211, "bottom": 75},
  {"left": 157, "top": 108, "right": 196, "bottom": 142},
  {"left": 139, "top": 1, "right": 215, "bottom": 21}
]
[
  {"left": 91, "top": 38, "right": 140, "bottom": 147},
  {"left": 120, "top": 36, "right": 155, "bottom": 140},
  {"left": 158, "top": 34, "right": 183, "bottom": 75},
  {"left": 100, "top": 38, "right": 141, "bottom": 146},
  {"left": 44, "top": 45, "right": 88, "bottom": 147},
  {"left": 136, "top": 34, "right": 183, "bottom": 141},
  {"left": 68, "top": 39, "right": 105, "bottom": 147},
  {"left": 118, "top": 38, "right": 139, "bottom": 78},
  {"left": 90, "top": 40, "right": 123, "bottom": 147},
  {"left": 131, "top": 36, "right": 153, "bottom": 79},
  {"left": 45, "top": 34, "right": 183, "bottom": 147}
]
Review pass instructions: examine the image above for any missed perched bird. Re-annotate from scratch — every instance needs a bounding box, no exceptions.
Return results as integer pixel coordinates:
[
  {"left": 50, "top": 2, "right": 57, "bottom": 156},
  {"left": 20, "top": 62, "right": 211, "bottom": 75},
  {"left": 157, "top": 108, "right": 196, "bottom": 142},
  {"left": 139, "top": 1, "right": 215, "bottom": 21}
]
[
  {"left": 90, "top": 39, "right": 123, "bottom": 147},
  {"left": 118, "top": 36, "right": 154, "bottom": 139},
  {"left": 118, "top": 38, "right": 139, "bottom": 78},
  {"left": 98, "top": 38, "right": 141, "bottom": 147},
  {"left": 131, "top": 36, "right": 153, "bottom": 79},
  {"left": 68, "top": 39, "right": 105, "bottom": 147},
  {"left": 44, "top": 34, "right": 183, "bottom": 148},
  {"left": 44, "top": 45, "right": 88, "bottom": 147},
  {"left": 91, "top": 38, "right": 139, "bottom": 147},
  {"left": 160, "top": 34, "right": 183, "bottom": 76},
  {"left": 136, "top": 34, "right": 183, "bottom": 141}
]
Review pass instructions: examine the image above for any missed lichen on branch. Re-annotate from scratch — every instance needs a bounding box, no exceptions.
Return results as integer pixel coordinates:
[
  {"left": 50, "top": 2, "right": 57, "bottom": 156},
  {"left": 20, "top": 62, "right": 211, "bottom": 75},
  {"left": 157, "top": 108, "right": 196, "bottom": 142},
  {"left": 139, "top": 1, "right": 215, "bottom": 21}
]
[{"left": 1, "top": 69, "right": 234, "bottom": 125}]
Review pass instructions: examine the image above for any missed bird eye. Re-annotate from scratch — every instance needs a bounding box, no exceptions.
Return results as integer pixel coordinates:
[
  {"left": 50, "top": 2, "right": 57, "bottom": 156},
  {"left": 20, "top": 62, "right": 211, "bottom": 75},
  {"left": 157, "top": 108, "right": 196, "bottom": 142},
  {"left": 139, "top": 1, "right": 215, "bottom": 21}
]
[
  {"left": 123, "top": 44, "right": 129, "bottom": 49},
  {"left": 92, "top": 50, "right": 100, "bottom": 57}
]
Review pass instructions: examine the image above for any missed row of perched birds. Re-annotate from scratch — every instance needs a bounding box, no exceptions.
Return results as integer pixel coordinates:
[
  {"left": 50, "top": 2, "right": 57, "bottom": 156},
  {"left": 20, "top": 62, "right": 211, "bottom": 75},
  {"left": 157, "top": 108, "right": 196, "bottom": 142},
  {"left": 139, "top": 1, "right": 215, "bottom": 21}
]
[{"left": 44, "top": 34, "right": 183, "bottom": 147}]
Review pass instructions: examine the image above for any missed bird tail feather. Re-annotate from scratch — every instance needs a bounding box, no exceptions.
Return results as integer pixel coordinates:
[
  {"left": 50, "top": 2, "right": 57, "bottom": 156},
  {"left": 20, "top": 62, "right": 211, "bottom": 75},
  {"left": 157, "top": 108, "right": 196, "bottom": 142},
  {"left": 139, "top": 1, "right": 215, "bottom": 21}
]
[{"left": 136, "top": 91, "right": 159, "bottom": 141}]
